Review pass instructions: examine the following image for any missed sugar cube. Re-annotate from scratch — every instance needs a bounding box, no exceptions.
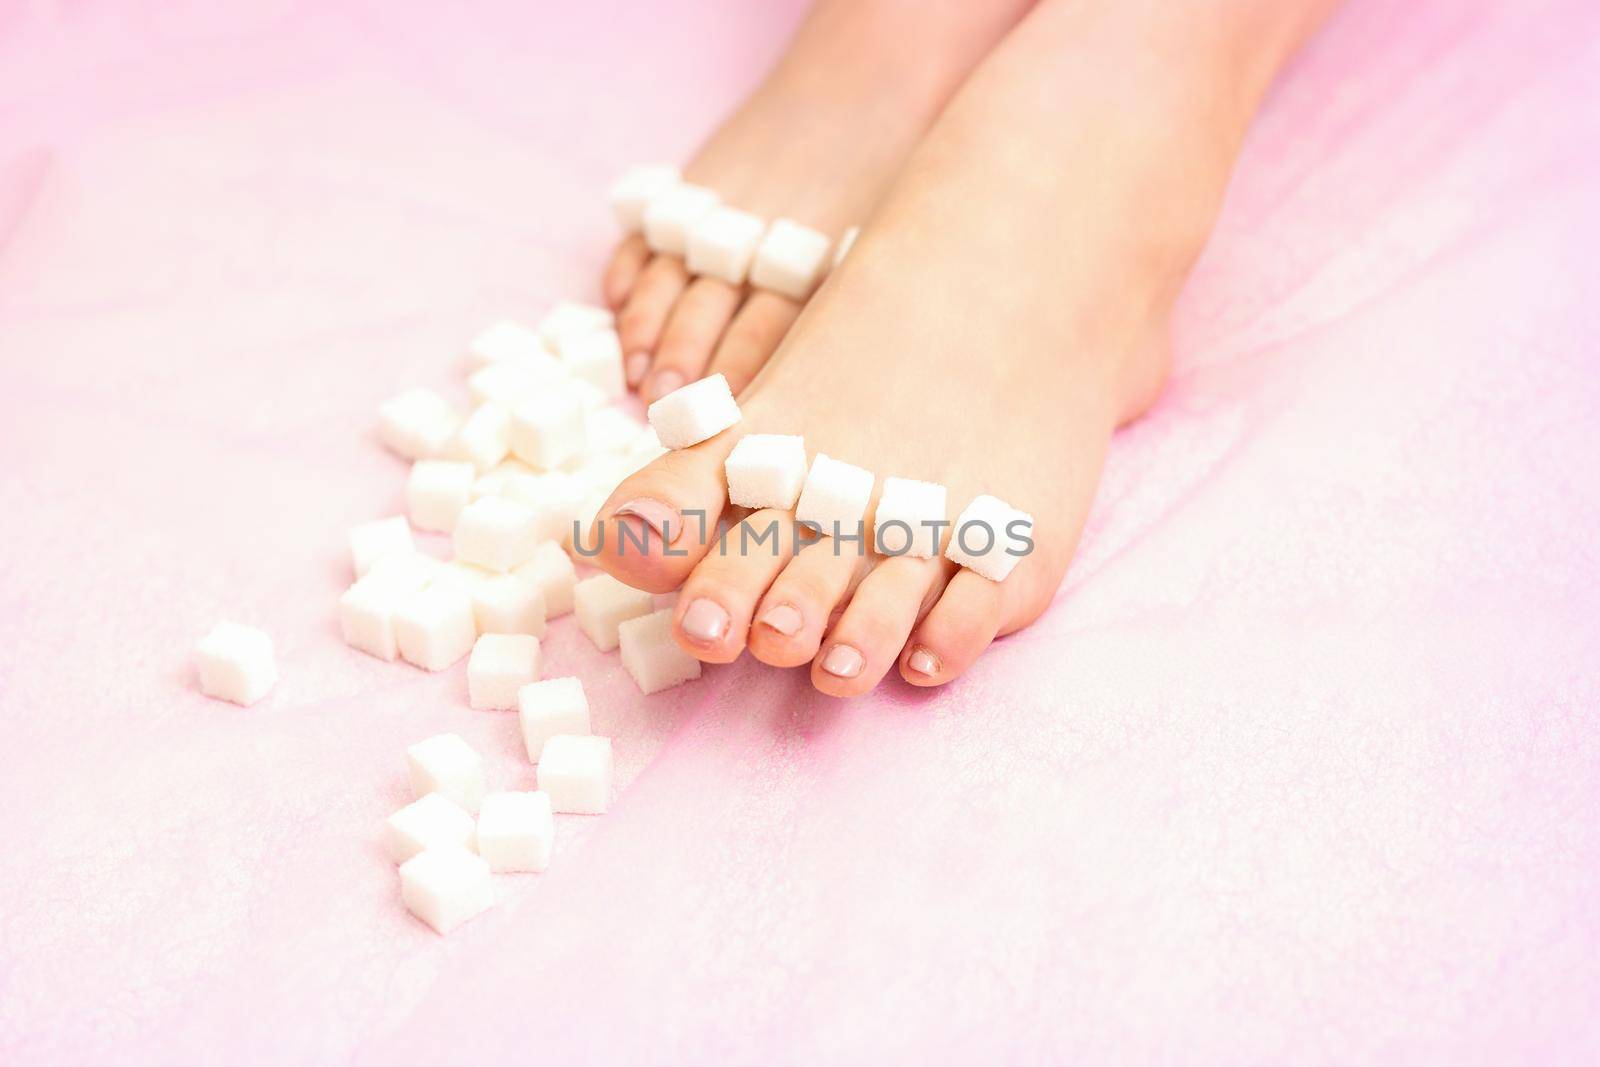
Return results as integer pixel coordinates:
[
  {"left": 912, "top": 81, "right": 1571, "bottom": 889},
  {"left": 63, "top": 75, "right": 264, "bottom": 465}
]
[
  {"left": 386, "top": 793, "right": 475, "bottom": 863},
  {"left": 537, "top": 301, "right": 614, "bottom": 350},
  {"left": 348, "top": 515, "right": 414, "bottom": 578},
  {"left": 584, "top": 406, "right": 646, "bottom": 457},
  {"left": 447, "top": 403, "right": 513, "bottom": 471},
  {"left": 619, "top": 609, "right": 702, "bottom": 694},
  {"left": 513, "top": 541, "right": 577, "bottom": 618},
  {"left": 686, "top": 205, "right": 766, "bottom": 285},
  {"left": 453, "top": 496, "right": 540, "bottom": 572},
  {"left": 471, "top": 573, "right": 547, "bottom": 637},
  {"left": 574, "top": 573, "right": 655, "bottom": 652},
  {"left": 647, "top": 372, "right": 741, "bottom": 449},
  {"left": 724, "top": 433, "right": 807, "bottom": 510},
  {"left": 500, "top": 470, "right": 583, "bottom": 544},
  {"left": 945, "top": 494, "right": 1035, "bottom": 582},
  {"left": 467, "top": 352, "right": 567, "bottom": 408},
  {"left": 537, "top": 735, "right": 613, "bottom": 815},
  {"left": 610, "top": 164, "right": 681, "bottom": 233},
  {"left": 378, "top": 388, "right": 461, "bottom": 461},
  {"left": 794, "top": 452, "right": 874, "bottom": 537},
  {"left": 340, "top": 553, "right": 441, "bottom": 661},
  {"left": 874, "top": 476, "right": 948, "bottom": 558},
  {"left": 556, "top": 327, "right": 625, "bottom": 399},
  {"left": 431, "top": 558, "right": 495, "bottom": 596},
  {"left": 476, "top": 792, "right": 554, "bottom": 873},
  {"left": 518, "top": 676, "right": 590, "bottom": 761},
  {"left": 399, "top": 846, "right": 494, "bottom": 934},
  {"left": 471, "top": 458, "right": 536, "bottom": 500},
  {"left": 832, "top": 225, "right": 859, "bottom": 270},
  {"left": 749, "top": 218, "right": 831, "bottom": 300},
  {"left": 466, "top": 320, "right": 544, "bottom": 370},
  {"left": 406, "top": 459, "right": 476, "bottom": 533},
  {"left": 394, "top": 583, "right": 477, "bottom": 671},
  {"left": 467, "top": 632, "right": 542, "bottom": 710},
  {"left": 510, "top": 389, "right": 586, "bottom": 470},
  {"left": 195, "top": 622, "right": 277, "bottom": 706},
  {"left": 643, "top": 182, "right": 720, "bottom": 256},
  {"left": 406, "top": 732, "right": 487, "bottom": 811}
]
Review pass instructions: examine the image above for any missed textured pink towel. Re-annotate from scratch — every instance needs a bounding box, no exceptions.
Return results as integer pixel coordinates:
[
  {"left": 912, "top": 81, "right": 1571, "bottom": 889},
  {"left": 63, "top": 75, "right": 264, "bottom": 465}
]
[{"left": 1, "top": 0, "right": 1596, "bottom": 1062}]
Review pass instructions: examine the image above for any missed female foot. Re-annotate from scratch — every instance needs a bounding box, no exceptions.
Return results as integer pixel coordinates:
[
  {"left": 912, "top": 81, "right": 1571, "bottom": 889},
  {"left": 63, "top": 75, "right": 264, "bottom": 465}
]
[
  {"left": 605, "top": 0, "right": 1037, "bottom": 402},
  {"left": 591, "top": 0, "right": 1336, "bottom": 695}
]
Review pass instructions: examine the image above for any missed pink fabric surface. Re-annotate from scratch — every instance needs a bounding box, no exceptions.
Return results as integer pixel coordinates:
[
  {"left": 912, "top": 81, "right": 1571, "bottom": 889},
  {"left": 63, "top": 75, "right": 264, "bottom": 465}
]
[{"left": 2, "top": 0, "right": 1597, "bottom": 1062}]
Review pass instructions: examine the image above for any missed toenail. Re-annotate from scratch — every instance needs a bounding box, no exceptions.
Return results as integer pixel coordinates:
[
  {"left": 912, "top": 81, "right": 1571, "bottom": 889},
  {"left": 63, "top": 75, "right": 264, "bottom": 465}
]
[
  {"left": 614, "top": 498, "right": 681, "bottom": 543},
  {"left": 758, "top": 603, "right": 803, "bottom": 636},
  {"left": 907, "top": 647, "right": 940, "bottom": 677},
  {"left": 648, "top": 369, "right": 684, "bottom": 402},
  {"left": 680, "top": 598, "right": 729, "bottom": 645},
  {"left": 821, "top": 644, "right": 864, "bottom": 679},
  {"left": 626, "top": 352, "right": 650, "bottom": 385}
]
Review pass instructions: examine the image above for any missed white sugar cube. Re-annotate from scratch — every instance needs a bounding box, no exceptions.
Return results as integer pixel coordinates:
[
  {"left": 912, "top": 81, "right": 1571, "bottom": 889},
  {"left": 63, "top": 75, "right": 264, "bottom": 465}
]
[
  {"left": 642, "top": 182, "right": 720, "bottom": 256},
  {"left": 537, "top": 735, "right": 613, "bottom": 815},
  {"left": 585, "top": 406, "right": 646, "bottom": 456},
  {"left": 724, "top": 433, "right": 807, "bottom": 510},
  {"left": 537, "top": 301, "right": 614, "bottom": 350},
  {"left": 518, "top": 676, "right": 590, "bottom": 761},
  {"left": 394, "top": 583, "right": 477, "bottom": 671},
  {"left": 447, "top": 403, "right": 512, "bottom": 471},
  {"left": 453, "top": 496, "right": 540, "bottom": 572},
  {"left": 406, "top": 459, "right": 476, "bottom": 533},
  {"left": 195, "top": 622, "right": 276, "bottom": 706},
  {"left": 794, "top": 452, "right": 874, "bottom": 536},
  {"left": 875, "top": 477, "right": 948, "bottom": 558},
  {"left": 832, "top": 225, "right": 859, "bottom": 270},
  {"left": 467, "top": 320, "right": 545, "bottom": 370},
  {"left": 399, "top": 846, "right": 493, "bottom": 935},
  {"left": 945, "top": 494, "right": 1034, "bottom": 582},
  {"left": 499, "top": 470, "right": 582, "bottom": 545},
  {"left": 467, "top": 352, "right": 567, "bottom": 408},
  {"left": 349, "top": 515, "right": 414, "bottom": 578},
  {"left": 619, "top": 609, "right": 702, "bottom": 695},
  {"left": 510, "top": 389, "right": 586, "bottom": 470},
  {"left": 556, "top": 327, "right": 625, "bottom": 399},
  {"left": 431, "top": 558, "right": 495, "bottom": 596},
  {"left": 378, "top": 388, "right": 461, "bottom": 461},
  {"left": 686, "top": 205, "right": 766, "bottom": 285},
  {"left": 467, "top": 632, "right": 542, "bottom": 710},
  {"left": 471, "top": 458, "right": 536, "bottom": 500},
  {"left": 471, "top": 573, "right": 547, "bottom": 637},
  {"left": 646, "top": 372, "right": 741, "bottom": 449},
  {"left": 340, "top": 553, "right": 442, "bottom": 661},
  {"left": 386, "top": 793, "right": 475, "bottom": 863},
  {"left": 574, "top": 573, "right": 655, "bottom": 652},
  {"left": 476, "top": 792, "right": 554, "bottom": 873},
  {"left": 407, "top": 732, "right": 487, "bottom": 812},
  {"left": 610, "top": 164, "right": 681, "bottom": 233},
  {"left": 513, "top": 541, "right": 577, "bottom": 618},
  {"left": 750, "top": 218, "right": 831, "bottom": 300}
]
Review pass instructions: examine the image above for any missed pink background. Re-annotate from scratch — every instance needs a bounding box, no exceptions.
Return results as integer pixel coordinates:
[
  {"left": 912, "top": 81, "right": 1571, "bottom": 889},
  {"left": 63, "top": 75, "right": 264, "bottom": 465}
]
[{"left": 2, "top": 0, "right": 1597, "bottom": 1062}]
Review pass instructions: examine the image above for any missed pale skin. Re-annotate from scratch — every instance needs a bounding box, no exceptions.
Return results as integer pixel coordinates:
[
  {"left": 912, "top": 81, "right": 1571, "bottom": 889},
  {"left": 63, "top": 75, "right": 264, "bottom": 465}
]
[{"left": 593, "top": 0, "right": 1341, "bottom": 696}]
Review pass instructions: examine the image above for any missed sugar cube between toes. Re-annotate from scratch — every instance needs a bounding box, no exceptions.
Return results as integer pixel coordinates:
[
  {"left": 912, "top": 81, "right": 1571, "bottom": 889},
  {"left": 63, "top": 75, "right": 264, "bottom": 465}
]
[
  {"left": 454, "top": 497, "right": 540, "bottom": 572},
  {"left": 518, "top": 676, "right": 590, "bottom": 761},
  {"left": 467, "top": 633, "right": 542, "bottom": 711},
  {"left": 619, "top": 609, "right": 702, "bottom": 694},
  {"left": 378, "top": 388, "right": 461, "bottom": 461},
  {"left": 945, "top": 493, "right": 1035, "bottom": 582},
  {"left": 348, "top": 515, "right": 414, "bottom": 578},
  {"left": 406, "top": 459, "right": 476, "bottom": 533},
  {"left": 386, "top": 793, "right": 475, "bottom": 863},
  {"left": 724, "top": 433, "right": 807, "bottom": 510},
  {"left": 537, "top": 735, "right": 613, "bottom": 815},
  {"left": 642, "top": 182, "right": 720, "bottom": 255},
  {"left": 686, "top": 205, "right": 766, "bottom": 285},
  {"left": 406, "top": 733, "right": 487, "bottom": 812},
  {"left": 750, "top": 218, "right": 831, "bottom": 300},
  {"left": 399, "top": 846, "right": 493, "bottom": 935},
  {"left": 646, "top": 372, "right": 741, "bottom": 449},
  {"left": 195, "top": 622, "right": 277, "bottom": 706},
  {"left": 794, "top": 452, "right": 874, "bottom": 537},
  {"left": 394, "top": 584, "right": 477, "bottom": 671},
  {"left": 874, "top": 477, "right": 948, "bottom": 559},
  {"left": 476, "top": 791, "right": 554, "bottom": 873},
  {"left": 574, "top": 574, "right": 655, "bottom": 652},
  {"left": 609, "top": 164, "right": 681, "bottom": 233}
]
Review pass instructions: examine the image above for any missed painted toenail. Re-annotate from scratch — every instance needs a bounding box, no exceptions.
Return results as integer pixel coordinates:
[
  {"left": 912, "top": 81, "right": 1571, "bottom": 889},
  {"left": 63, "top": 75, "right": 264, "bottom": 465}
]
[
  {"left": 907, "top": 647, "right": 940, "bottom": 677},
  {"left": 821, "top": 644, "right": 864, "bottom": 679},
  {"left": 649, "top": 369, "right": 684, "bottom": 402},
  {"left": 614, "top": 498, "right": 681, "bottom": 543},
  {"left": 626, "top": 352, "right": 650, "bottom": 385},
  {"left": 758, "top": 603, "right": 803, "bottom": 636},
  {"left": 680, "top": 598, "right": 729, "bottom": 645}
]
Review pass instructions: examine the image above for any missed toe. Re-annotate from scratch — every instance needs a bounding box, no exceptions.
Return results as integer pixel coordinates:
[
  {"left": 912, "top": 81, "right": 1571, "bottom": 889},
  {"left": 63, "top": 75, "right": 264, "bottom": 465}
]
[
  {"left": 899, "top": 569, "right": 1009, "bottom": 687},
  {"left": 708, "top": 292, "right": 801, "bottom": 394},
  {"left": 603, "top": 234, "right": 652, "bottom": 310},
  {"left": 747, "top": 535, "right": 870, "bottom": 669},
  {"left": 644, "top": 278, "right": 743, "bottom": 402},
  {"left": 671, "top": 508, "right": 797, "bottom": 663},
  {"left": 617, "top": 255, "right": 689, "bottom": 375},
  {"left": 812, "top": 556, "right": 942, "bottom": 697}
]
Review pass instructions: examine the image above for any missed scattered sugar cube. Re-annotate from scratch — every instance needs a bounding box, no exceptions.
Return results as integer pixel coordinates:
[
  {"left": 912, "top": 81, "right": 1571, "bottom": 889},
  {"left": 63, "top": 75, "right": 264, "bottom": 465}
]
[
  {"left": 574, "top": 573, "right": 655, "bottom": 652},
  {"left": 407, "top": 732, "right": 487, "bottom": 811},
  {"left": 349, "top": 515, "right": 414, "bottom": 578},
  {"left": 643, "top": 182, "right": 720, "bottom": 256},
  {"left": 619, "top": 609, "right": 702, "bottom": 694},
  {"left": 195, "top": 622, "right": 277, "bottom": 706},
  {"left": 406, "top": 459, "right": 476, "bottom": 533},
  {"left": 467, "top": 352, "right": 567, "bottom": 408},
  {"left": 647, "top": 372, "right": 741, "bottom": 449},
  {"left": 340, "top": 553, "right": 442, "bottom": 661},
  {"left": 513, "top": 541, "right": 577, "bottom": 617},
  {"left": 585, "top": 407, "right": 646, "bottom": 456},
  {"left": 467, "top": 320, "right": 544, "bottom": 371},
  {"left": 378, "top": 388, "right": 461, "bottom": 461},
  {"left": 472, "top": 573, "right": 547, "bottom": 637},
  {"left": 431, "top": 558, "right": 495, "bottom": 596},
  {"left": 875, "top": 476, "right": 948, "bottom": 558},
  {"left": 454, "top": 497, "right": 540, "bottom": 572},
  {"left": 447, "top": 403, "right": 513, "bottom": 471},
  {"left": 471, "top": 458, "right": 536, "bottom": 500},
  {"left": 724, "top": 433, "right": 807, "bottom": 510},
  {"left": 537, "top": 302, "right": 614, "bottom": 350},
  {"left": 499, "top": 470, "right": 582, "bottom": 544},
  {"left": 476, "top": 791, "right": 554, "bottom": 873},
  {"left": 686, "top": 205, "right": 766, "bottom": 285},
  {"left": 394, "top": 583, "right": 477, "bottom": 671},
  {"left": 386, "top": 792, "right": 475, "bottom": 864},
  {"left": 832, "top": 225, "right": 859, "bottom": 270},
  {"left": 610, "top": 164, "right": 681, "bottom": 233},
  {"left": 467, "top": 633, "right": 542, "bottom": 710},
  {"left": 399, "top": 845, "right": 494, "bottom": 935},
  {"left": 510, "top": 388, "right": 586, "bottom": 470},
  {"left": 518, "top": 676, "right": 590, "bottom": 761},
  {"left": 556, "top": 327, "right": 625, "bottom": 399},
  {"left": 750, "top": 218, "right": 831, "bottom": 300},
  {"left": 795, "top": 452, "right": 875, "bottom": 536},
  {"left": 537, "top": 735, "right": 613, "bottom": 815},
  {"left": 945, "top": 493, "right": 1034, "bottom": 582}
]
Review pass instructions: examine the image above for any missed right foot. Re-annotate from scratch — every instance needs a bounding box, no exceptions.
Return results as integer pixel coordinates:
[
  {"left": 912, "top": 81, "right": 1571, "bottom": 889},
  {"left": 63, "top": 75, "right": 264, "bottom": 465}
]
[{"left": 604, "top": 0, "right": 1039, "bottom": 402}]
